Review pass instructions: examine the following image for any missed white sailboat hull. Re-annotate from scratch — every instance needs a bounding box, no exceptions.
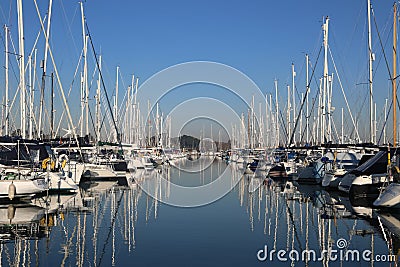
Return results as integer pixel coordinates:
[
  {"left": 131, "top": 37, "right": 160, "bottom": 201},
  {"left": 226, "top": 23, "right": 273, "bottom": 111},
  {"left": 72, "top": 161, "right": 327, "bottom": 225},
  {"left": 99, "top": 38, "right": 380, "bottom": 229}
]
[
  {"left": 0, "top": 179, "right": 47, "bottom": 199},
  {"left": 373, "top": 183, "right": 400, "bottom": 207},
  {"left": 0, "top": 204, "right": 45, "bottom": 224}
]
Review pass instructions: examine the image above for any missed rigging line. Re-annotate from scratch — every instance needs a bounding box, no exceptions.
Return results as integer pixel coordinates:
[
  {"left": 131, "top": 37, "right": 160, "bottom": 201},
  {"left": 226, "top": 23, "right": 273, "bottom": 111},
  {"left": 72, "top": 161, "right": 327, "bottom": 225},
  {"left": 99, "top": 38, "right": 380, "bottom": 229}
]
[
  {"left": 377, "top": 84, "right": 400, "bottom": 144},
  {"left": 329, "top": 46, "right": 361, "bottom": 141},
  {"left": 59, "top": 0, "right": 80, "bottom": 58},
  {"left": 88, "top": 99, "right": 97, "bottom": 141},
  {"left": 372, "top": 7, "right": 393, "bottom": 81},
  {"left": 368, "top": 9, "right": 392, "bottom": 84},
  {"left": 269, "top": 98, "right": 288, "bottom": 143},
  {"left": 284, "top": 199, "right": 303, "bottom": 251},
  {"left": 55, "top": 49, "right": 84, "bottom": 137},
  {"left": 0, "top": 0, "right": 9, "bottom": 26},
  {"left": 97, "top": 191, "right": 125, "bottom": 267},
  {"left": 349, "top": 91, "right": 367, "bottom": 141},
  {"left": 288, "top": 45, "right": 322, "bottom": 147},
  {"left": 299, "top": 92, "right": 319, "bottom": 145},
  {"left": 296, "top": 61, "right": 322, "bottom": 145},
  {"left": 0, "top": 31, "right": 26, "bottom": 114},
  {"left": 116, "top": 68, "right": 129, "bottom": 118},
  {"left": 85, "top": 21, "right": 123, "bottom": 153},
  {"left": 33, "top": 0, "right": 84, "bottom": 160}
]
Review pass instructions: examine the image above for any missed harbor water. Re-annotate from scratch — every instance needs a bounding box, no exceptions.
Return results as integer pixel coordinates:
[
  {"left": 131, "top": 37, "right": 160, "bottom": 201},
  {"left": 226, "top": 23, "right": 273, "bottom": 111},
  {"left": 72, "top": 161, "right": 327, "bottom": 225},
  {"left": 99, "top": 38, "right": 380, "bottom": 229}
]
[{"left": 0, "top": 157, "right": 398, "bottom": 266}]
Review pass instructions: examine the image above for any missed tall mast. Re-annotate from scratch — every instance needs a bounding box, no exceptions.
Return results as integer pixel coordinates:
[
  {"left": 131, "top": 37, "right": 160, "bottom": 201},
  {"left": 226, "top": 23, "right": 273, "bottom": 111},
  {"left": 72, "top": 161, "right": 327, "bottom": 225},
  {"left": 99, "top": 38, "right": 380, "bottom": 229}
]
[
  {"left": 305, "top": 54, "right": 310, "bottom": 144},
  {"left": 393, "top": 2, "right": 397, "bottom": 146},
  {"left": 327, "top": 74, "right": 333, "bottom": 142},
  {"left": 269, "top": 93, "right": 272, "bottom": 147},
  {"left": 28, "top": 55, "right": 33, "bottom": 139},
  {"left": 130, "top": 75, "right": 135, "bottom": 144},
  {"left": 287, "top": 85, "right": 291, "bottom": 145},
  {"left": 80, "top": 2, "right": 89, "bottom": 136},
  {"left": 384, "top": 98, "right": 388, "bottom": 144},
  {"left": 32, "top": 50, "right": 37, "bottom": 138},
  {"left": 265, "top": 94, "right": 268, "bottom": 148},
  {"left": 50, "top": 72, "right": 54, "bottom": 138},
  {"left": 134, "top": 77, "right": 139, "bottom": 145},
  {"left": 275, "top": 79, "right": 279, "bottom": 147},
  {"left": 80, "top": 71, "right": 84, "bottom": 137},
  {"left": 114, "top": 66, "right": 119, "bottom": 142},
  {"left": 84, "top": 35, "right": 89, "bottom": 136},
  {"left": 168, "top": 116, "right": 172, "bottom": 148},
  {"left": 322, "top": 16, "right": 329, "bottom": 144},
  {"left": 39, "top": 0, "right": 53, "bottom": 139},
  {"left": 367, "top": 0, "right": 374, "bottom": 144},
  {"left": 317, "top": 78, "right": 323, "bottom": 144},
  {"left": 4, "top": 25, "right": 9, "bottom": 136},
  {"left": 147, "top": 100, "right": 151, "bottom": 147},
  {"left": 300, "top": 92, "right": 303, "bottom": 144},
  {"left": 292, "top": 63, "right": 296, "bottom": 144},
  {"left": 17, "top": 0, "right": 26, "bottom": 138},
  {"left": 251, "top": 95, "right": 255, "bottom": 148},
  {"left": 96, "top": 55, "right": 102, "bottom": 145},
  {"left": 341, "top": 107, "right": 344, "bottom": 144}
]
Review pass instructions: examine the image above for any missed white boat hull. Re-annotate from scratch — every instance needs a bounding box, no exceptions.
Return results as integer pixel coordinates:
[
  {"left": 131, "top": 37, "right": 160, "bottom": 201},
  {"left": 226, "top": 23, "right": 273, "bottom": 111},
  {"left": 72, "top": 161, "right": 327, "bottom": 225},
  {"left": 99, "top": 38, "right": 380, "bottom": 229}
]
[
  {"left": 373, "top": 183, "right": 400, "bottom": 207},
  {"left": 0, "top": 179, "right": 47, "bottom": 199}
]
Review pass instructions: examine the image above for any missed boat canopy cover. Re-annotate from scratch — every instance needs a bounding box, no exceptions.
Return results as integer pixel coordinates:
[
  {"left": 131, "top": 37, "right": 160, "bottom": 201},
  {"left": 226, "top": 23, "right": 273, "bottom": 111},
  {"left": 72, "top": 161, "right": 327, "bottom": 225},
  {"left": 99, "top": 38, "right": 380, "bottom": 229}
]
[
  {"left": 0, "top": 143, "right": 50, "bottom": 166},
  {"left": 351, "top": 151, "right": 387, "bottom": 176}
]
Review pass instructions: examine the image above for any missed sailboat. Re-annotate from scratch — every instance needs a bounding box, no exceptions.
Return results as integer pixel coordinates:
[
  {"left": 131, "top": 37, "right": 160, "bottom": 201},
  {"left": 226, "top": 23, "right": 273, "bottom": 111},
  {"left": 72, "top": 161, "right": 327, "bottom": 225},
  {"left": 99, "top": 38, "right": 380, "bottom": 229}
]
[
  {"left": 0, "top": 139, "right": 49, "bottom": 199},
  {"left": 372, "top": 3, "right": 400, "bottom": 209}
]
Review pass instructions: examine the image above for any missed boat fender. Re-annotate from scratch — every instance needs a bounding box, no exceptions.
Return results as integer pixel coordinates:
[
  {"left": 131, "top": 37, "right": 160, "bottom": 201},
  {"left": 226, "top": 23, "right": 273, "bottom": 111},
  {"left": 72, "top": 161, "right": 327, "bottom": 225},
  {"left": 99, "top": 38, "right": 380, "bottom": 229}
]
[
  {"left": 42, "top": 158, "right": 56, "bottom": 171},
  {"left": 8, "top": 182, "right": 16, "bottom": 200},
  {"left": 61, "top": 160, "right": 67, "bottom": 169},
  {"left": 58, "top": 154, "right": 69, "bottom": 169},
  {"left": 7, "top": 205, "right": 15, "bottom": 221},
  {"left": 392, "top": 166, "right": 400, "bottom": 182},
  {"left": 393, "top": 166, "right": 400, "bottom": 174},
  {"left": 42, "top": 158, "right": 50, "bottom": 169}
]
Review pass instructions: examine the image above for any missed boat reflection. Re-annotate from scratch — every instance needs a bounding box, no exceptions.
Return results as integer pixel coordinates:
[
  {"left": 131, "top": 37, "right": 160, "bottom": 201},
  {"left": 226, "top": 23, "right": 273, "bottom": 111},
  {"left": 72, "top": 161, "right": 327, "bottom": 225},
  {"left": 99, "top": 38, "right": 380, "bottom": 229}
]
[
  {"left": 2, "top": 160, "right": 400, "bottom": 266},
  {"left": 240, "top": 171, "right": 400, "bottom": 266}
]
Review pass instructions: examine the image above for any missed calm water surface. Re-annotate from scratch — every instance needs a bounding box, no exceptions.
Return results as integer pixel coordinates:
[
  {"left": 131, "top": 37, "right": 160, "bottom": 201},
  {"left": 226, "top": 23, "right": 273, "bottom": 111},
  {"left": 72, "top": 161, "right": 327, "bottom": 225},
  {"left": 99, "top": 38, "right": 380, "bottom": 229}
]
[{"left": 0, "top": 157, "right": 399, "bottom": 266}]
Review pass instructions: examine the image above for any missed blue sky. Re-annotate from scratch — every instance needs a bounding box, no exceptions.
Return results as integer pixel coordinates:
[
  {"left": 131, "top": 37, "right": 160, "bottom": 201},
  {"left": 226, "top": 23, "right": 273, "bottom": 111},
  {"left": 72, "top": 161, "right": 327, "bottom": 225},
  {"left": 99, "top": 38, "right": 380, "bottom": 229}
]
[{"left": 0, "top": 0, "right": 397, "bottom": 142}]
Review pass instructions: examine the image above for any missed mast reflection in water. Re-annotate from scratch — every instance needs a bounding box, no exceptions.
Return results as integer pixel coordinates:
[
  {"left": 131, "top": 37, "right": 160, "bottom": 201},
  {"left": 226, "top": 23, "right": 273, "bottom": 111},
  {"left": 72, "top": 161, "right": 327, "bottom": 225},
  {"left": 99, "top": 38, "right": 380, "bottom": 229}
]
[{"left": 0, "top": 158, "right": 399, "bottom": 266}]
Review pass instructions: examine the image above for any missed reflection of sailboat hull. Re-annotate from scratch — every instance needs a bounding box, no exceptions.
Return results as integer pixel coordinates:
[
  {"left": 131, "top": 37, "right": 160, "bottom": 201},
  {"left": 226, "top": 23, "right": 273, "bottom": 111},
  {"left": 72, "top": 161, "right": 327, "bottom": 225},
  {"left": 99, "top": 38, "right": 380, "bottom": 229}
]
[
  {"left": 379, "top": 213, "right": 400, "bottom": 238},
  {"left": 321, "top": 168, "right": 347, "bottom": 188},
  {"left": 268, "top": 164, "right": 287, "bottom": 178},
  {"left": 349, "top": 174, "right": 386, "bottom": 197},
  {"left": 0, "top": 203, "right": 45, "bottom": 224},
  {"left": 32, "top": 193, "right": 78, "bottom": 213},
  {"left": 81, "top": 180, "right": 118, "bottom": 193},
  {"left": 38, "top": 172, "right": 78, "bottom": 192}
]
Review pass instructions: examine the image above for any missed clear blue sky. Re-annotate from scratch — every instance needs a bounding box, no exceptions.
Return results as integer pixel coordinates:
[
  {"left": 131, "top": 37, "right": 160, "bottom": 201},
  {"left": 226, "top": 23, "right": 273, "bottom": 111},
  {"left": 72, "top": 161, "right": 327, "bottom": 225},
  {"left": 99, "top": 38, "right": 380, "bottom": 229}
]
[{"left": 0, "top": 0, "right": 397, "bottom": 142}]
